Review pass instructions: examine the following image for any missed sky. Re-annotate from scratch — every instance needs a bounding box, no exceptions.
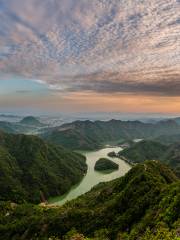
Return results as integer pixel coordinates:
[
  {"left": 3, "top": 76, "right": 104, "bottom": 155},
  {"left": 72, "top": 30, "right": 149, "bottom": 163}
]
[{"left": 0, "top": 0, "right": 180, "bottom": 114}]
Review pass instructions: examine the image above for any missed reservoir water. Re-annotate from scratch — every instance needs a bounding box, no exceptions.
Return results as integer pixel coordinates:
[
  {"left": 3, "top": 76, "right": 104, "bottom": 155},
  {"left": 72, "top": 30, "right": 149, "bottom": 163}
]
[{"left": 49, "top": 147, "right": 131, "bottom": 206}]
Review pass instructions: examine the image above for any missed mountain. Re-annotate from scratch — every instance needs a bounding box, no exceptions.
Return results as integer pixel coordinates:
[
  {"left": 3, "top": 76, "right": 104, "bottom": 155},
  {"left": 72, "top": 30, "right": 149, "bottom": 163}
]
[
  {"left": 155, "top": 133, "right": 180, "bottom": 145},
  {"left": 119, "top": 140, "right": 167, "bottom": 163},
  {"left": 0, "top": 117, "right": 46, "bottom": 135},
  {"left": 20, "top": 116, "right": 44, "bottom": 127},
  {"left": 0, "top": 121, "right": 26, "bottom": 134},
  {"left": 161, "top": 143, "right": 180, "bottom": 177},
  {"left": 42, "top": 119, "right": 180, "bottom": 150},
  {"left": 119, "top": 140, "right": 180, "bottom": 177},
  {"left": 0, "top": 131, "right": 87, "bottom": 203},
  {"left": 173, "top": 117, "right": 180, "bottom": 125},
  {"left": 0, "top": 120, "right": 39, "bottom": 134},
  {"left": 0, "top": 161, "right": 179, "bottom": 239}
]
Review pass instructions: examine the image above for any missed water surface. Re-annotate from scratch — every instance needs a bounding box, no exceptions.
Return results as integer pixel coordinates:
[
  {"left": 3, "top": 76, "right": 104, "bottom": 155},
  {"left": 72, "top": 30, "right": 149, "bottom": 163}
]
[{"left": 49, "top": 147, "right": 131, "bottom": 205}]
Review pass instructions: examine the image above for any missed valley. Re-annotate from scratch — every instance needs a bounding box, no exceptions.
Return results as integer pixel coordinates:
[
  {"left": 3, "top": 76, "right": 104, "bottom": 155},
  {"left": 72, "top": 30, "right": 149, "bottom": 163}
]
[
  {"left": 0, "top": 115, "right": 179, "bottom": 240},
  {"left": 49, "top": 147, "right": 131, "bottom": 205},
  {"left": 1, "top": 1, "right": 180, "bottom": 238}
]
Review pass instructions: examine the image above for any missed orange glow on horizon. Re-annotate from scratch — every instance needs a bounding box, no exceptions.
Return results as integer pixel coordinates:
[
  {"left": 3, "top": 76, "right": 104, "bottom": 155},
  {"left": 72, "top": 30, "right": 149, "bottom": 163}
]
[{"left": 1, "top": 91, "right": 180, "bottom": 114}]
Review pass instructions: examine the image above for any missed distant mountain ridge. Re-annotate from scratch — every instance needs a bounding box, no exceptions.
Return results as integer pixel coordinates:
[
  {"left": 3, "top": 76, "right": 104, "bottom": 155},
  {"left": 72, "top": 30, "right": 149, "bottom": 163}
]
[
  {"left": 1, "top": 116, "right": 180, "bottom": 147},
  {"left": 20, "top": 116, "right": 44, "bottom": 126},
  {"left": 0, "top": 116, "right": 46, "bottom": 134},
  {"left": 0, "top": 121, "right": 28, "bottom": 134},
  {"left": 42, "top": 119, "right": 180, "bottom": 150}
]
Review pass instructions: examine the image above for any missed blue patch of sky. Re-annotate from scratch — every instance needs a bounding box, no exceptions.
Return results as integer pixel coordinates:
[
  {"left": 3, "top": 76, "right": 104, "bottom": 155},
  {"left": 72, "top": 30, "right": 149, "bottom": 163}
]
[{"left": 0, "top": 78, "right": 49, "bottom": 95}]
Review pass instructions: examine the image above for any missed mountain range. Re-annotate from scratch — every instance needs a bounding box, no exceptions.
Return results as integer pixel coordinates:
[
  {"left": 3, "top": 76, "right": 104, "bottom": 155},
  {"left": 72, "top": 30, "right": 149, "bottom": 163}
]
[
  {"left": 42, "top": 119, "right": 180, "bottom": 150},
  {"left": 2, "top": 116, "right": 180, "bottom": 150},
  {"left": 0, "top": 117, "right": 179, "bottom": 239}
]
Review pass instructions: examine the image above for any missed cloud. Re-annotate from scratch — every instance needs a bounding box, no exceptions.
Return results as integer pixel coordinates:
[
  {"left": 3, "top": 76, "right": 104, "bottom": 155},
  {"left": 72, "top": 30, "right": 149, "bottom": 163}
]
[
  {"left": 0, "top": 0, "right": 179, "bottom": 96},
  {"left": 64, "top": 70, "right": 180, "bottom": 96}
]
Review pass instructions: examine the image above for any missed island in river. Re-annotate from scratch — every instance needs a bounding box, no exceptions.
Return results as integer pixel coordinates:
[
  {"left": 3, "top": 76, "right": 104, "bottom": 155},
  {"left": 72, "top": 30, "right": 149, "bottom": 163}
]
[{"left": 94, "top": 158, "right": 119, "bottom": 173}]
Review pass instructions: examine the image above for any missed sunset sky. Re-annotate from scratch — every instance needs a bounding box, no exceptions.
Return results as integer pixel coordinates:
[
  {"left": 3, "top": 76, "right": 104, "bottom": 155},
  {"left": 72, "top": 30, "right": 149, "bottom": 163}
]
[{"left": 0, "top": 0, "right": 180, "bottom": 114}]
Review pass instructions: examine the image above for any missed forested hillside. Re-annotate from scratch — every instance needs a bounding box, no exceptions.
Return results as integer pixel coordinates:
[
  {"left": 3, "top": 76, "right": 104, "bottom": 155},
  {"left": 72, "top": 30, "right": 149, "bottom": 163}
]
[
  {"left": 94, "top": 158, "right": 119, "bottom": 172},
  {"left": 0, "top": 121, "right": 27, "bottom": 134},
  {"left": 119, "top": 140, "right": 167, "bottom": 163},
  {"left": 0, "top": 131, "right": 87, "bottom": 203},
  {"left": 119, "top": 140, "right": 180, "bottom": 177},
  {"left": 155, "top": 133, "right": 180, "bottom": 145},
  {"left": 0, "top": 161, "right": 179, "bottom": 240}
]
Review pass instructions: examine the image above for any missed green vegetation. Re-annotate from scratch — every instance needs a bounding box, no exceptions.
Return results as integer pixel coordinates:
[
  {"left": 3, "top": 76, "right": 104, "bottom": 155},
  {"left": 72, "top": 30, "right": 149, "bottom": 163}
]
[
  {"left": 2, "top": 118, "right": 180, "bottom": 149},
  {"left": 42, "top": 119, "right": 180, "bottom": 150},
  {"left": 1, "top": 121, "right": 180, "bottom": 239},
  {"left": 155, "top": 133, "right": 180, "bottom": 145},
  {"left": 0, "top": 131, "right": 87, "bottom": 203},
  {"left": 94, "top": 158, "right": 119, "bottom": 172},
  {"left": 160, "top": 144, "right": 180, "bottom": 177},
  {"left": 0, "top": 161, "right": 179, "bottom": 240},
  {"left": 0, "top": 121, "right": 27, "bottom": 134},
  {"left": 119, "top": 140, "right": 180, "bottom": 177},
  {"left": 140, "top": 227, "right": 180, "bottom": 240},
  {"left": 119, "top": 140, "right": 167, "bottom": 163}
]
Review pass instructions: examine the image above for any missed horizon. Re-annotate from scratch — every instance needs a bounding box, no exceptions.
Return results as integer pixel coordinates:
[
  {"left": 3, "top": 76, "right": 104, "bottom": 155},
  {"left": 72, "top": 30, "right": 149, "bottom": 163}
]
[
  {"left": 0, "top": 111, "right": 180, "bottom": 120},
  {"left": 0, "top": 0, "right": 180, "bottom": 113}
]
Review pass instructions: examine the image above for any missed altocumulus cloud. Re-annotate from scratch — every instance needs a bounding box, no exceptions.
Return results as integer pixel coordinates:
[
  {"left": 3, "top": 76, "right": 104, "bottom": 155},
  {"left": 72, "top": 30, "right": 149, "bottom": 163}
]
[{"left": 0, "top": 0, "right": 179, "bottom": 96}]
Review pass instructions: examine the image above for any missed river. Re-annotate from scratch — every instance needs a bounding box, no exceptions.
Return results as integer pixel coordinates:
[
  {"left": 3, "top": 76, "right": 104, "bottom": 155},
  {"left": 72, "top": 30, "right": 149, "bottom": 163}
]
[{"left": 49, "top": 147, "right": 131, "bottom": 206}]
